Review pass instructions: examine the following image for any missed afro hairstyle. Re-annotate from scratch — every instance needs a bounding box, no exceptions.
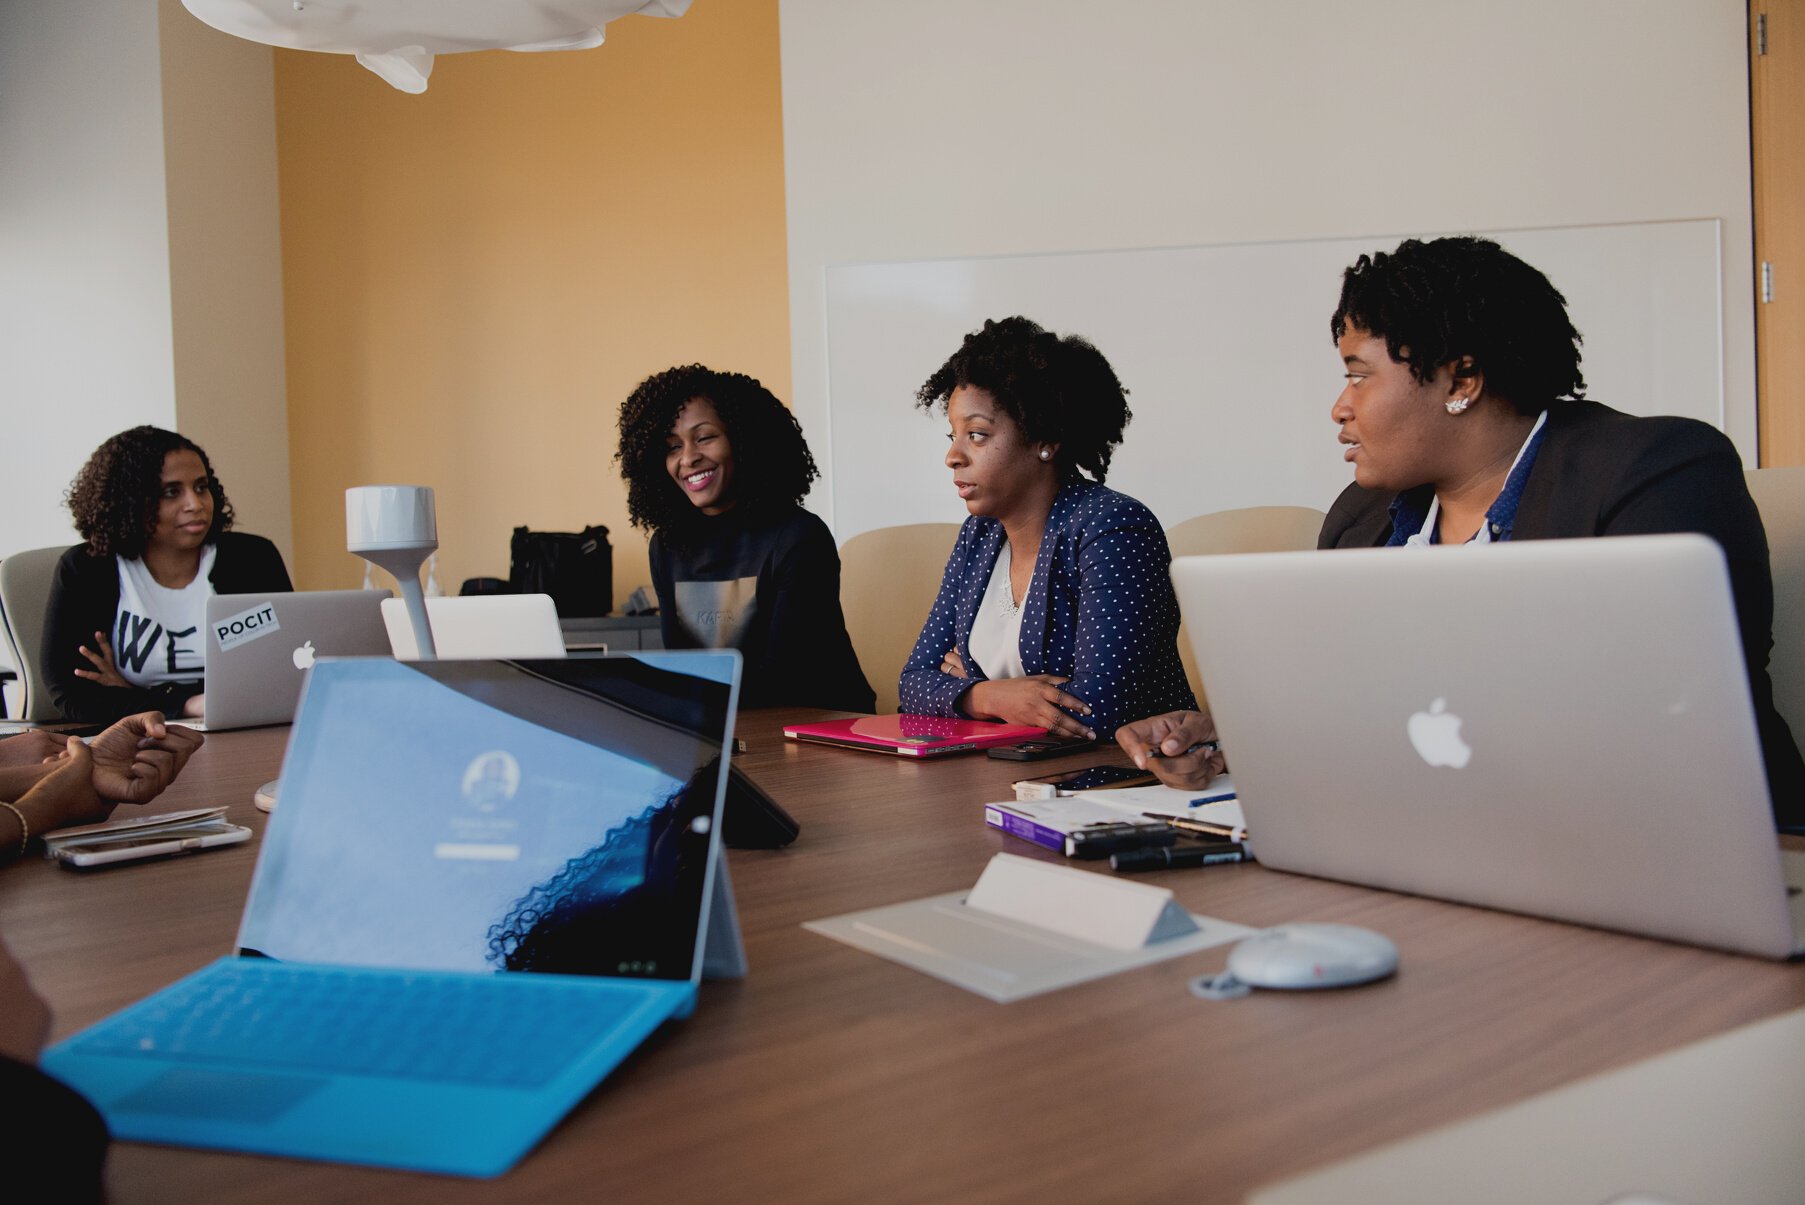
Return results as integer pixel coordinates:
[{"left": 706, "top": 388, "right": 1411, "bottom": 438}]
[
  {"left": 1330, "top": 235, "right": 1586, "bottom": 414},
  {"left": 615, "top": 364, "right": 818, "bottom": 546},
  {"left": 915, "top": 315, "right": 1132, "bottom": 483},
  {"left": 64, "top": 425, "right": 234, "bottom": 559}
]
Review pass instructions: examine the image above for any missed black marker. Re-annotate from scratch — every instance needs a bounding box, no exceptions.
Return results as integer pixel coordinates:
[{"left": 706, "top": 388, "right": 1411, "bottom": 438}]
[
  {"left": 1109, "top": 844, "right": 1252, "bottom": 873},
  {"left": 1065, "top": 824, "right": 1176, "bottom": 860}
]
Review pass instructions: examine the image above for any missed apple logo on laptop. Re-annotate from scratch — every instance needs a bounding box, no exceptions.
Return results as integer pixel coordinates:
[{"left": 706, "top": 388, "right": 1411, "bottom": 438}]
[
  {"left": 1407, "top": 697, "right": 1471, "bottom": 768},
  {"left": 292, "top": 640, "right": 316, "bottom": 670}
]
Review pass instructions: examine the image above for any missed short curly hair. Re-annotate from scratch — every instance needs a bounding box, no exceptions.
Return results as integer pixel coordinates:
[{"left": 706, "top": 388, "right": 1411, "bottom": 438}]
[
  {"left": 615, "top": 365, "right": 819, "bottom": 546},
  {"left": 1330, "top": 236, "right": 1586, "bottom": 414},
  {"left": 915, "top": 316, "right": 1132, "bottom": 483},
  {"left": 65, "top": 426, "right": 234, "bottom": 559}
]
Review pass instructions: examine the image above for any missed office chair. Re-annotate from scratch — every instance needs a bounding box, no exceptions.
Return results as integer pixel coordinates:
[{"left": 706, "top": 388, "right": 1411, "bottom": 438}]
[
  {"left": 1165, "top": 506, "right": 1326, "bottom": 709},
  {"left": 838, "top": 523, "right": 961, "bottom": 714},
  {"left": 0, "top": 546, "right": 72, "bottom": 722}
]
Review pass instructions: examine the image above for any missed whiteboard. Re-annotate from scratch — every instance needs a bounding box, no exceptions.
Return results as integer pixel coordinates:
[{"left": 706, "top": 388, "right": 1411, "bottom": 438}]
[{"left": 822, "top": 221, "right": 1724, "bottom": 540}]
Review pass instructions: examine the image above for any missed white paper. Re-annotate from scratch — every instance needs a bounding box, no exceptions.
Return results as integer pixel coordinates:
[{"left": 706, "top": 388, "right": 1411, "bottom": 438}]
[{"left": 1076, "top": 782, "right": 1245, "bottom": 827}]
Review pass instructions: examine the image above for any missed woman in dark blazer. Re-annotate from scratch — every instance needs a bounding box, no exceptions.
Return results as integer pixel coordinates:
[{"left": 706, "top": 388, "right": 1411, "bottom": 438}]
[
  {"left": 898, "top": 317, "right": 1195, "bottom": 741},
  {"left": 1120, "top": 236, "right": 1804, "bottom": 827},
  {"left": 44, "top": 426, "right": 292, "bottom": 723}
]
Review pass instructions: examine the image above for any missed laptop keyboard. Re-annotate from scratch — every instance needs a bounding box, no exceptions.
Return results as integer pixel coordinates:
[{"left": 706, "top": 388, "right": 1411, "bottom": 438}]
[{"left": 73, "top": 960, "right": 650, "bottom": 1089}]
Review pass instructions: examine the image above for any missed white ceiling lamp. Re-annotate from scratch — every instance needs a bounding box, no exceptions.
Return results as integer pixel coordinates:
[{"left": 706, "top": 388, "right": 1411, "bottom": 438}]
[{"left": 181, "top": 0, "right": 692, "bottom": 94}]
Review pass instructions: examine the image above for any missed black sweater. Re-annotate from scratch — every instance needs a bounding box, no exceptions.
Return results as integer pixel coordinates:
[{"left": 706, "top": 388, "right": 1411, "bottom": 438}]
[
  {"left": 2, "top": 1054, "right": 108, "bottom": 1202},
  {"left": 650, "top": 504, "right": 875, "bottom": 713},
  {"left": 43, "top": 532, "right": 293, "bottom": 723}
]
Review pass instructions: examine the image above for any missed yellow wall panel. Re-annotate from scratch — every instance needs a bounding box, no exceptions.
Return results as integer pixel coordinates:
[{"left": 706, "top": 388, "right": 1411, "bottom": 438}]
[{"left": 275, "top": 1, "right": 790, "bottom": 599}]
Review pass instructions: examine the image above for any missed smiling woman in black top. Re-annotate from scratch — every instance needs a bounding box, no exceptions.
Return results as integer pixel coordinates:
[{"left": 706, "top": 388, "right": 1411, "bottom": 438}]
[{"left": 615, "top": 365, "right": 874, "bottom": 713}]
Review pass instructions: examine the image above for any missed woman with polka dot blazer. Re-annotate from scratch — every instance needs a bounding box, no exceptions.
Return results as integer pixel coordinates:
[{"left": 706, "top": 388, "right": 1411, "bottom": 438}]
[{"left": 897, "top": 317, "right": 1196, "bottom": 741}]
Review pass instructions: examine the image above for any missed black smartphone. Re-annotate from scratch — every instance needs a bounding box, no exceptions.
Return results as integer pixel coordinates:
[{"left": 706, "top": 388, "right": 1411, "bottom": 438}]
[
  {"left": 1023, "top": 764, "right": 1160, "bottom": 794},
  {"left": 986, "top": 737, "right": 1096, "bottom": 762}
]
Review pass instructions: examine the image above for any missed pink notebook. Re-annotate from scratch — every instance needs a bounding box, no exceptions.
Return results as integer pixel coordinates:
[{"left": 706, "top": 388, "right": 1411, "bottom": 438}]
[{"left": 782, "top": 715, "right": 1046, "bottom": 758}]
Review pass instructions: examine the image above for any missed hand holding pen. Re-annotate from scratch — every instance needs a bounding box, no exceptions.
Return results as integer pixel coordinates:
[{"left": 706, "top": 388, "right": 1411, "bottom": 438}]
[{"left": 1115, "top": 709, "right": 1227, "bottom": 791}]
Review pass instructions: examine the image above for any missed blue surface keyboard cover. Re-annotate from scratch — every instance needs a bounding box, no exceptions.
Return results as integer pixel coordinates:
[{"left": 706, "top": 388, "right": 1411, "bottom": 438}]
[{"left": 71, "top": 958, "right": 646, "bottom": 1089}]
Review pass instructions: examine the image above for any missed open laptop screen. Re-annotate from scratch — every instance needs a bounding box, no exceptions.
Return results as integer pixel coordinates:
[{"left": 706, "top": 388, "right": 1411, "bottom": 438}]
[{"left": 238, "top": 652, "right": 740, "bottom": 983}]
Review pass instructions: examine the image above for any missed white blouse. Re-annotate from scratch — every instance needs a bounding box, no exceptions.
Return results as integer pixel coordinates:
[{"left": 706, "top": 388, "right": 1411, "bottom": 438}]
[{"left": 966, "top": 540, "right": 1027, "bottom": 681}]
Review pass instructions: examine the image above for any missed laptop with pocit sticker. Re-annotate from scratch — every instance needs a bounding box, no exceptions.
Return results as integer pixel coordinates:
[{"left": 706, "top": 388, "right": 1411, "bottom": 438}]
[
  {"left": 44, "top": 650, "right": 747, "bottom": 1177},
  {"left": 199, "top": 590, "right": 391, "bottom": 730},
  {"left": 1170, "top": 534, "right": 1805, "bottom": 960}
]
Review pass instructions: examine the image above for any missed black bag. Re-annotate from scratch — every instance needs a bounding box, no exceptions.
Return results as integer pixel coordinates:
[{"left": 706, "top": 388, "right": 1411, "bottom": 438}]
[{"left": 509, "top": 525, "right": 613, "bottom": 617}]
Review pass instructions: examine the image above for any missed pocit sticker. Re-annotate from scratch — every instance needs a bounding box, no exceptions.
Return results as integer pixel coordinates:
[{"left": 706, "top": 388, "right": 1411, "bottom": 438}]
[{"left": 213, "top": 602, "right": 281, "bottom": 651}]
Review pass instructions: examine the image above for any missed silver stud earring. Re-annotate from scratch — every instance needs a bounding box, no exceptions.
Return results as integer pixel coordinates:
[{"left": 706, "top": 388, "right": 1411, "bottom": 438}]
[
  {"left": 1039, "top": 449, "right": 1052, "bottom": 461},
  {"left": 1445, "top": 397, "right": 1471, "bottom": 415}
]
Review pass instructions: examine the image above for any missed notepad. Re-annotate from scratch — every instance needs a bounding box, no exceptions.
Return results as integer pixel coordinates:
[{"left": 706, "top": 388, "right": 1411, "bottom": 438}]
[{"left": 984, "top": 780, "right": 1244, "bottom": 855}]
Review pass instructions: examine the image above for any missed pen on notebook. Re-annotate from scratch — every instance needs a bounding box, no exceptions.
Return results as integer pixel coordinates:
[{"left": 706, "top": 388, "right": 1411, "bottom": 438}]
[
  {"left": 1149, "top": 813, "right": 1247, "bottom": 842},
  {"left": 1109, "top": 844, "right": 1252, "bottom": 873}
]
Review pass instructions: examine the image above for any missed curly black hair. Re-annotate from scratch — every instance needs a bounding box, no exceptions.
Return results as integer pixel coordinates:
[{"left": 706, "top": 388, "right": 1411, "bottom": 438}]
[
  {"left": 1330, "top": 236, "right": 1586, "bottom": 414},
  {"left": 915, "top": 316, "right": 1132, "bottom": 483},
  {"left": 64, "top": 425, "right": 234, "bottom": 559},
  {"left": 615, "top": 365, "right": 819, "bottom": 547}
]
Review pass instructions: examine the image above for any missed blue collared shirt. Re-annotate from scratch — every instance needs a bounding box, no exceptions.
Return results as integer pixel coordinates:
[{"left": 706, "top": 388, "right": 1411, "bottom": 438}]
[{"left": 1386, "top": 411, "right": 1550, "bottom": 546}]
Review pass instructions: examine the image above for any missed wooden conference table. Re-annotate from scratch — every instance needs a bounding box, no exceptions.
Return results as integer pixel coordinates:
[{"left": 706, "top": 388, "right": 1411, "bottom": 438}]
[{"left": 3, "top": 712, "right": 1803, "bottom": 1203}]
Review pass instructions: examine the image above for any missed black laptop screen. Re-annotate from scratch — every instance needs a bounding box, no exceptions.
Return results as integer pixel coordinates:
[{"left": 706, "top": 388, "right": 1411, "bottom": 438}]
[{"left": 238, "top": 653, "right": 739, "bottom": 983}]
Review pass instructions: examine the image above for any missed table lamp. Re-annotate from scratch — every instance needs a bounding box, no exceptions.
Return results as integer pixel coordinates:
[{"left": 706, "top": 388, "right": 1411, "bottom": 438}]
[{"left": 347, "top": 485, "right": 439, "bottom": 658}]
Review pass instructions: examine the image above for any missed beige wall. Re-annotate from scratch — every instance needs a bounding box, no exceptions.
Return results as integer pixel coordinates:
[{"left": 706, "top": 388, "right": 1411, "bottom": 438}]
[
  {"left": 160, "top": 0, "right": 294, "bottom": 564},
  {"left": 780, "top": 0, "right": 1761, "bottom": 528},
  {"left": 275, "top": 2, "right": 792, "bottom": 598},
  {"left": 0, "top": 0, "right": 177, "bottom": 558}
]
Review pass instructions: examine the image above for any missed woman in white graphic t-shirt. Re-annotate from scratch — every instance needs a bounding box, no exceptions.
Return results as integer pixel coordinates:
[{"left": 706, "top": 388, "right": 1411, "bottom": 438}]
[{"left": 44, "top": 426, "right": 291, "bottom": 724}]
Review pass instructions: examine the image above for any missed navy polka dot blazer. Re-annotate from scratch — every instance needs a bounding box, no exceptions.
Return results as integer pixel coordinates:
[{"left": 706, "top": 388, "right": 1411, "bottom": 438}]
[{"left": 898, "top": 480, "right": 1196, "bottom": 740}]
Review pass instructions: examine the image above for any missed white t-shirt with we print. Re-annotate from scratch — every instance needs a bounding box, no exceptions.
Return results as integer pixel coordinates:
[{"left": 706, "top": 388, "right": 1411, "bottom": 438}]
[{"left": 112, "top": 545, "right": 215, "bottom": 688}]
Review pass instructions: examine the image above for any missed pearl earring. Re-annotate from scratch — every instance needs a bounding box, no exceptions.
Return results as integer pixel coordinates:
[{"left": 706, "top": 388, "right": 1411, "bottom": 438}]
[
  {"left": 1445, "top": 397, "right": 1471, "bottom": 415},
  {"left": 1039, "top": 449, "right": 1051, "bottom": 461}
]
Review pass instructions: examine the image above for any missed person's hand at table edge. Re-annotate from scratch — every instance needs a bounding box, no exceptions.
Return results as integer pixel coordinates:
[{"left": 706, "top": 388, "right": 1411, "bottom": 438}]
[
  {"left": 6, "top": 738, "right": 111, "bottom": 857},
  {"left": 962, "top": 676, "right": 1095, "bottom": 740},
  {"left": 1117, "top": 710, "right": 1227, "bottom": 790},
  {"left": 81, "top": 712, "right": 205, "bottom": 805}
]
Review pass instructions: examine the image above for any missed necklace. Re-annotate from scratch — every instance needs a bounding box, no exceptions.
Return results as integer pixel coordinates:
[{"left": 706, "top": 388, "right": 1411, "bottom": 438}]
[{"left": 993, "top": 540, "right": 1024, "bottom": 618}]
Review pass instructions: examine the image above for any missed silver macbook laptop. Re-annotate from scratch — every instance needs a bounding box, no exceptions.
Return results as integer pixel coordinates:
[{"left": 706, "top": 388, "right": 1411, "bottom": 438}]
[
  {"left": 201, "top": 589, "right": 391, "bottom": 729},
  {"left": 1172, "top": 534, "right": 1805, "bottom": 960},
  {"left": 383, "top": 593, "right": 566, "bottom": 660}
]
